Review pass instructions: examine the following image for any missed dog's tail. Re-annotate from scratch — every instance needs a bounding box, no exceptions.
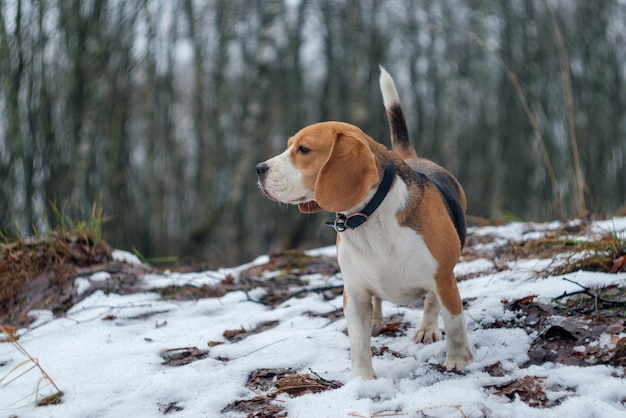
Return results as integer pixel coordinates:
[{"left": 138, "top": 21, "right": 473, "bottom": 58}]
[{"left": 379, "top": 66, "right": 417, "bottom": 159}]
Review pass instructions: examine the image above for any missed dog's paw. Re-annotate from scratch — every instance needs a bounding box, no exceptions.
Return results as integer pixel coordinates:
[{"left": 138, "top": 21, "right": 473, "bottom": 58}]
[
  {"left": 443, "top": 352, "right": 473, "bottom": 371},
  {"left": 414, "top": 327, "right": 442, "bottom": 344}
]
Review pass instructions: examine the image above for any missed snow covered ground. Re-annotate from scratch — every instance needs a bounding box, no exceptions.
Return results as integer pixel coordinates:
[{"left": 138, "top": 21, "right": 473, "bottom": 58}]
[{"left": 1, "top": 218, "right": 626, "bottom": 417}]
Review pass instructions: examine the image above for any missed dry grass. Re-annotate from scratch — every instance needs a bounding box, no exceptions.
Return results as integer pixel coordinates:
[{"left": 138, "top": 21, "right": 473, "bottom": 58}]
[
  {"left": 0, "top": 230, "right": 111, "bottom": 325},
  {"left": 0, "top": 324, "right": 63, "bottom": 407},
  {"left": 512, "top": 230, "right": 626, "bottom": 276},
  {"left": 0, "top": 205, "right": 109, "bottom": 407},
  {"left": 1, "top": 203, "right": 111, "bottom": 325}
]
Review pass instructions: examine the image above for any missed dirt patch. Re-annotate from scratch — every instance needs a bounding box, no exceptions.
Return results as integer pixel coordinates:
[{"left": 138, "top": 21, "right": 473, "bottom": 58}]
[{"left": 489, "top": 293, "right": 626, "bottom": 368}]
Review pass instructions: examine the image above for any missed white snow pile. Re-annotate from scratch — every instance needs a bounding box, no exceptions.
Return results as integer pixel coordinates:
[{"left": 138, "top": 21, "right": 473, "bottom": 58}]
[{"left": 1, "top": 217, "right": 626, "bottom": 417}]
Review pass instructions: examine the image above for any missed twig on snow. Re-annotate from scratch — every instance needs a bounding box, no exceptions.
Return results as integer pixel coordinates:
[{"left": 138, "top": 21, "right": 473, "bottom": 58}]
[{"left": 554, "top": 277, "right": 626, "bottom": 307}]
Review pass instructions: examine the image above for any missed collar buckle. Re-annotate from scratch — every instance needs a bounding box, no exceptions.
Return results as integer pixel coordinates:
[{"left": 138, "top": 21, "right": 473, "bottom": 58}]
[
  {"left": 328, "top": 213, "right": 348, "bottom": 232},
  {"left": 325, "top": 212, "right": 369, "bottom": 233}
]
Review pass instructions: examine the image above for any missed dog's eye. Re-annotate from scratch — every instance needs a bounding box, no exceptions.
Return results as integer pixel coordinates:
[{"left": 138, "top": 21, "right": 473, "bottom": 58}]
[{"left": 297, "top": 145, "right": 311, "bottom": 155}]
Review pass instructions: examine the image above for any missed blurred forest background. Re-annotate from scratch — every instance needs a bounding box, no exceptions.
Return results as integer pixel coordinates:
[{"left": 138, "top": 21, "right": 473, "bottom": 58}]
[{"left": 1, "top": 0, "right": 625, "bottom": 267}]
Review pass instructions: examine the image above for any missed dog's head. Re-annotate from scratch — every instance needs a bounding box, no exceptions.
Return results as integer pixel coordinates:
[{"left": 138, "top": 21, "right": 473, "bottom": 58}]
[{"left": 256, "top": 121, "right": 383, "bottom": 213}]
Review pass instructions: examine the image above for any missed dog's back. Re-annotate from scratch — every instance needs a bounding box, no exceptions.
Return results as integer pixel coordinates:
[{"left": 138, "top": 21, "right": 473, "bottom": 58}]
[{"left": 379, "top": 67, "right": 467, "bottom": 248}]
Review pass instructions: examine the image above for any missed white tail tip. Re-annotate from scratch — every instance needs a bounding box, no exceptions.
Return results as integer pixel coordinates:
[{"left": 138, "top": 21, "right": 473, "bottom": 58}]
[{"left": 379, "top": 65, "right": 400, "bottom": 109}]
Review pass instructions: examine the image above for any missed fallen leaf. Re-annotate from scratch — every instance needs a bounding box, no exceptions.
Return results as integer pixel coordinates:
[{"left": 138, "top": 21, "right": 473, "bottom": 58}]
[
  {"left": 371, "top": 314, "right": 410, "bottom": 337},
  {"left": 484, "top": 361, "right": 506, "bottom": 377},
  {"left": 605, "top": 321, "right": 625, "bottom": 334},
  {"left": 515, "top": 295, "right": 538, "bottom": 305},
  {"left": 160, "top": 347, "right": 208, "bottom": 366},
  {"left": 36, "top": 391, "right": 64, "bottom": 406},
  {"left": 371, "top": 321, "right": 408, "bottom": 337},
  {"left": 221, "top": 274, "right": 235, "bottom": 286},
  {"left": 223, "top": 321, "right": 279, "bottom": 343},
  {"left": 372, "top": 346, "right": 405, "bottom": 358},
  {"left": 612, "top": 338, "right": 626, "bottom": 367},
  {"left": 244, "top": 368, "right": 342, "bottom": 400},
  {"left": 221, "top": 397, "right": 285, "bottom": 418},
  {"left": 223, "top": 326, "right": 247, "bottom": 341},
  {"left": 491, "top": 376, "right": 547, "bottom": 407},
  {"left": 246, "top": 368, "right": 296, "bottom": 393},
  {"left": 274, "top": 373, "right": 342, "bottom": 397},
  {"left": 610, "top": 255, "right": 626, "bottom": 273}
]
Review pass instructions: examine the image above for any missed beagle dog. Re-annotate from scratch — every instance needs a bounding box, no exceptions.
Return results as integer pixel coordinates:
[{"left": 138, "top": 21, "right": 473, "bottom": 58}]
[{"left": 256, "top": 68, "right": 472, "bottom": 379}]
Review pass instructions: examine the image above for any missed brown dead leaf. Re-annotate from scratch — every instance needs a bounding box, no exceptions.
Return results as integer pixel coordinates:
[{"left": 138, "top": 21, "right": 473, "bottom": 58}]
[
  {"left": 605, "top": 322, "right": 625, "bottom": 335},
  {"left": 371, "top": 314, "right": 410, "bottom": 337},
  {"left": 244, "top": 368, "right": 342, "bottom": 399},
  {"left": 221, "top": 397, "right": 286, "bottom": 418},
  {"left": 223, "top": 321, "right": 280, "bottom": 343},
  {"left": 612, "top": 338, "right": 626, "bottom": 367},
  {"left": 372, "top": 346, "right": 405, "bottom": 358},
  {"left": 491, "top": 376, "right": 547, "bottom": 407},
  {"left": 224, "top": 367, "right": 342, "bottom": 417},
  {"left": 610, "top": 255, "right": 626, "bottom": 273},
  {"left": 221, "top": 274, "right": 235, "bottom": 286},
  {"left": 515, "top": 295, "right": 538, "bottom": 305},
  {"left": 484, "top": 361, "right": 506, "bottom": 377},
  {"left": 223, "top": 326, "right": 247, "bottom": 340},
  {"left": 274, "top": 373, "right": 342, "bottom": 397},
  {"left": 372, "top": 322, "right": 408, "bottom": 337},
  {"left": 246, "top": 368, "right": 296, "bottom": 394}
]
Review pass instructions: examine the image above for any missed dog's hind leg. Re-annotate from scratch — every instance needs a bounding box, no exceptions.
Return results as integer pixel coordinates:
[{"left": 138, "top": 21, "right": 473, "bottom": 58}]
[
  {"left": 371, "top": 296, "right": 383, "bottom": 326},
  {"left": 441, "top": 307, "right": 473, "bottom": 370}
]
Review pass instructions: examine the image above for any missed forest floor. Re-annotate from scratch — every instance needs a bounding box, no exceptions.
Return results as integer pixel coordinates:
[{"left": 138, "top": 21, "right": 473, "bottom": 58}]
[{"left": 1, "top": 217, "right": 625, "bottom": 417}]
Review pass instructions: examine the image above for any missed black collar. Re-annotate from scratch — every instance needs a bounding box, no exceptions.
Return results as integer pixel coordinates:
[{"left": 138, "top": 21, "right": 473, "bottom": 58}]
[{"left": 325, "top": 159, "right": 396, "bottom": 232}]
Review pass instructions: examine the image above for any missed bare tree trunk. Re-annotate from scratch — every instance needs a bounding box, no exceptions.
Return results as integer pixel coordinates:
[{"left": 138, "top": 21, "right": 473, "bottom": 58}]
[{"left": 0, "top": 0, "right": 25, "bottom": 232}]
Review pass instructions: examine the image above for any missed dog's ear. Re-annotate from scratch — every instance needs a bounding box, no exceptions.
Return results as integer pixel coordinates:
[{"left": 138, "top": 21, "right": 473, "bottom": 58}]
[
  {"left": 298, "top": 201, "right": 322, "bottom": 213},
  {"left": 314, "top": 132, "right": 379, "bottom": 213}
]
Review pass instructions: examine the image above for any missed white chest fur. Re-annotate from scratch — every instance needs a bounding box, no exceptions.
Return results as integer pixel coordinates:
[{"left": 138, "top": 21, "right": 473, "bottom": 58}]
[{"left": 337, "top": 178, "right": 438, "bottom": 304}]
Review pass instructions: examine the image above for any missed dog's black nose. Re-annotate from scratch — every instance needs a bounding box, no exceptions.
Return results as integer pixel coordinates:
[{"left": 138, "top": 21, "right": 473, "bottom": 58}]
[{"left": 256, "top": 163, "right": 269, "bottom": 178}]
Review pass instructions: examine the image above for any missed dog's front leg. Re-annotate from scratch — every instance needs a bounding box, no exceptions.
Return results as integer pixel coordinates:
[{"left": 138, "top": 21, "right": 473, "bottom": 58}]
[
  {"left": 414, "top": 291, "right": 442, "bottom": 344},
  {"left": 344, "top": 288, "right": 376, "bottom": 379}
]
